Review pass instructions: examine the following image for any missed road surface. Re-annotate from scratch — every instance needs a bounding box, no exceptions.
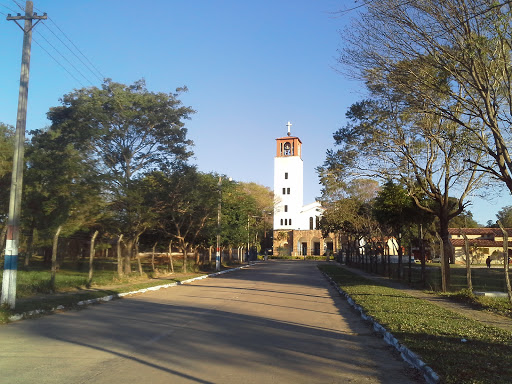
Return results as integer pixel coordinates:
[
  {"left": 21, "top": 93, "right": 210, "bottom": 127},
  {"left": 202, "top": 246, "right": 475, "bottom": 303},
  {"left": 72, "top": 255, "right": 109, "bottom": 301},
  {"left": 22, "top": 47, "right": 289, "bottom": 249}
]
[{"left": 0, "top": 261, "right": 422, "bottom": 383}]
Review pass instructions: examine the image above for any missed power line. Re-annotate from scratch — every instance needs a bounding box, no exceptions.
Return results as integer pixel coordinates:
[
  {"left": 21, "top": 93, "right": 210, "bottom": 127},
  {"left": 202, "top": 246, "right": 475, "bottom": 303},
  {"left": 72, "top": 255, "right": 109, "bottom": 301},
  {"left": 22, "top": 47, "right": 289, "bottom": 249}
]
[
  {"left": 34, "top": 5, "right": 105, "bottom": 81},
  {"left": 34, "top": 28, "right": 95, "bottom": 86},
  {"left": 32, "top": 36, "right": 86, "bottom": 87},
  {"left": 46, "top": 16, "right": 106, "bottom": 81},
  {"left": 0, "top": 2, "right": 17, "bottom": 13},
  {"left": 10, "top": 0, "right": 23, "bottom": 11},
  {"left": 39, "top": 21, "right": 104, "bottom": 83}
]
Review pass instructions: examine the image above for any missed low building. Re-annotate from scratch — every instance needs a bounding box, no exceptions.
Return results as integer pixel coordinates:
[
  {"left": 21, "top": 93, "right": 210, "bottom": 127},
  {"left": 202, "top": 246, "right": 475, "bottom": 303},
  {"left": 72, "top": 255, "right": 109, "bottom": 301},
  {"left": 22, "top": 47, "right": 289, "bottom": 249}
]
[{"left": 449, "top": 228, "right": 512, "bottom": 264}]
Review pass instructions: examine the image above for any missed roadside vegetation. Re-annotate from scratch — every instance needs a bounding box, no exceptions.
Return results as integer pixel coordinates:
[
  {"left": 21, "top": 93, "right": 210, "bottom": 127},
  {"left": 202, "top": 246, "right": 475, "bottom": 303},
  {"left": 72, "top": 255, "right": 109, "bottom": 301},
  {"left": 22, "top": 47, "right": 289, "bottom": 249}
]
[
  {"left": 376, "top": 263, "right": 512, "bottom": 318},
  {"left": 0, "top": 255, "right": 239, "bottom": 324},
  {"left": 319, "top": 263, "right": 512, "bottom": 384},
  {"left": 0, "top": 81, "right": 274, "bottom": 308}
]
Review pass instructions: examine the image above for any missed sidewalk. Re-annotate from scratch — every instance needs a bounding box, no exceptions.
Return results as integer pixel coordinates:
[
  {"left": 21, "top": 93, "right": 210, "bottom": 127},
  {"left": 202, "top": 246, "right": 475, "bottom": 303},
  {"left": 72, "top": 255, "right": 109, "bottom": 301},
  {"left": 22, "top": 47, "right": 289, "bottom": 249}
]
[{"left": 338, "top": 264, "right": 512, "bottom": 333}]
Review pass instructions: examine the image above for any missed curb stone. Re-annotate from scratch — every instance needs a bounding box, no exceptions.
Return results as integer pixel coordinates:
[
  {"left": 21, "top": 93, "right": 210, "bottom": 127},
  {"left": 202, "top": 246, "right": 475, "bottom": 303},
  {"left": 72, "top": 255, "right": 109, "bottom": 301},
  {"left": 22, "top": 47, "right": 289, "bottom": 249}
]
[
  {"left": 8, "top": 263, "right": 256, "bottom": 323},
  {"left": 321, "top": 271, "right": 440, "bottom": 384}
]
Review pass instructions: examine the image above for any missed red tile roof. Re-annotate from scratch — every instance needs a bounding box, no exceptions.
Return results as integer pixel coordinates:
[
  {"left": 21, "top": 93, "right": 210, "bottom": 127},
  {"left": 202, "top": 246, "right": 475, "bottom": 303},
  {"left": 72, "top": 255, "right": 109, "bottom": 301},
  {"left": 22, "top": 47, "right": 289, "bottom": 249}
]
[
  {"left": 450, "top": 239, "right": 503, "bottom": 247},
  {"left": 448, "top": 228, "right": 512, "bottom": 236}
]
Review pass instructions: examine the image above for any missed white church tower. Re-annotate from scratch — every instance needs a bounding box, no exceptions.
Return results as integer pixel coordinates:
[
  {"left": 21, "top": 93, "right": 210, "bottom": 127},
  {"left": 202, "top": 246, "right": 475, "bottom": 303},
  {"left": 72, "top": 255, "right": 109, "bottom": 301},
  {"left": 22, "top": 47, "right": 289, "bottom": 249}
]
[
  {"left": 272, "top": 122, "right": 331, "bottom": 257},
  {"left": 273, "top": 122, "right": 304, "bottom": 230}
]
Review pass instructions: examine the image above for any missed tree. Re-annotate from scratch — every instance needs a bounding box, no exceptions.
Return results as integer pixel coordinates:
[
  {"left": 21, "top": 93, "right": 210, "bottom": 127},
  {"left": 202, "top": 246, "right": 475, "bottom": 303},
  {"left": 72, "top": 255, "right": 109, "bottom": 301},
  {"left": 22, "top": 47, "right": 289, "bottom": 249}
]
[
  {"left": 373, "top": 180, "right": 413, "bottom": 278},
  {"left": 318, "top": 178, "right": 380, "bottom": 266},
  {"left": 23, "top": 126, "right": 104, "bottom": 267},
  {"left": 449, "top": 210, "right": 480, "bottom": 228},
  {"left": 321, "top": 95, "right": 484, "bottom": 291},
  {"left": 237, "top": 182, "right": 274, "bottom": 253},
  {"left": 496, "top": 206, "right": 512, "bottom": 228},
  {"left": 339, "top": 0, "right": 512, "bottom": 209},
  {"left": 143, "top": 167, "right": 218, "bottom": 273},
  {"left": 46, "top": 79, "right": 195, "bottom": 273}
]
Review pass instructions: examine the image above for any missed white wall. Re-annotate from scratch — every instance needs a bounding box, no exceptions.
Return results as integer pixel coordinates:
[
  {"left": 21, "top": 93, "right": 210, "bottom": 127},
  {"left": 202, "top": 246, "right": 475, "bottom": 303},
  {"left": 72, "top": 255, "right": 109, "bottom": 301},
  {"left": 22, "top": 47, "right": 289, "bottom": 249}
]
[{"left": 274, "top": 156, "right": 303, "bottom": 229}]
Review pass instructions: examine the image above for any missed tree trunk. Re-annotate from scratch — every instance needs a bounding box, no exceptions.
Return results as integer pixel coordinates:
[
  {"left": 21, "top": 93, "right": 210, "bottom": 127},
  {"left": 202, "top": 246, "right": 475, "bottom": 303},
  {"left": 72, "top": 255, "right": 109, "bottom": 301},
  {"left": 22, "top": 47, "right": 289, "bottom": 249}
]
[
  {"left": 436, "top": 232, "right": 448, "bottom": 292},
  {"left": 195, "top": 248, "right": 200, "bottom": 265},
  {"left": 419, "top": 224, "right": 426, "bottom": 287},
  {"left": 397, "top": 234, "right": 402, "bottom": 280},
  {"left": 461, "top": 232, "right": 473, "bottom": 292},
  {"left": 168, "top": 240, "right": 174, "bottom": 273},
  {"left": 209, "top": 245, "right": 212, "bottom": 265},
  {"left": 135, "top": 239, "right": 143, "bottom": 277},
  {"left": 50, "top": 226, "right": 62, "bottom": 292},
  {"left": 24, "top": 227, "right": 35, "bottom": 268},
  {"left": 497, "top": 221, "right": 512, "bottom": 306},
  {"left": 408, "top": 244, "right": 412, "bottom": 284},
  {"left": 117, "top": 234, "right": 124, "bottom": 277},
  {"left": 182, "top": 245, "right": 188, "bottom": 273},
  {"left": 151, "top": 242, "right": 157, "bottom": 272},
  {"left": 438, "top": 214, "right": 452, "bottom": 291},
  {"left": 87, "top": 230, "right": 99, "bottom": 287},
  {"left": 124, "top": 238, "right": 133, "bottom": 275}
]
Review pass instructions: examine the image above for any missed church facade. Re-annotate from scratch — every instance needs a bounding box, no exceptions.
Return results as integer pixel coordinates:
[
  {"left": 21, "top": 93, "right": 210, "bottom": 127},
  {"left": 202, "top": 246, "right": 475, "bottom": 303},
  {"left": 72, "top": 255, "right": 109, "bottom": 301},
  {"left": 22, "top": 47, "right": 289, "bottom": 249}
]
[{"left": 272, "top": 122, "right": 337, "bottom": 257}]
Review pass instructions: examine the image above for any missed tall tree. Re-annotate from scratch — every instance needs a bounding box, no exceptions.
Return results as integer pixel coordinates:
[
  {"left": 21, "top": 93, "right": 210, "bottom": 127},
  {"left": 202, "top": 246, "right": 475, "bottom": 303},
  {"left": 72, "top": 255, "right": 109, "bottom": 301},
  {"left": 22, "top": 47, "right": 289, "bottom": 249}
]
[
  {"left": 321, "top": 97, "right": 484, "bottom": 290},
  {"left": 339, "top": 0, "right": 512, "bottom": 203},
  {"left": 23, "top": 126, "right": 104, "bottom": 266},
  {"left": 318, "top": 178, "right": 380, "bottom": 265},
  {"left": 143, "top": 167, "right": 218, "bottom": 273},
  {"left": 46, "top": 79, "right": 195, "bottom": 273}
]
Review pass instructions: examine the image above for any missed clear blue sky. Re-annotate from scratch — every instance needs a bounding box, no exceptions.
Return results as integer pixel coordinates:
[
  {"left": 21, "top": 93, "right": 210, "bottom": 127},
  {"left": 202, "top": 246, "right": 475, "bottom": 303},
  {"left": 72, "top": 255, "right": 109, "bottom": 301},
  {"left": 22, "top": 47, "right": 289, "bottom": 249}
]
[{"left": 0, "top": 0, "right": 510, "bottom": 225}]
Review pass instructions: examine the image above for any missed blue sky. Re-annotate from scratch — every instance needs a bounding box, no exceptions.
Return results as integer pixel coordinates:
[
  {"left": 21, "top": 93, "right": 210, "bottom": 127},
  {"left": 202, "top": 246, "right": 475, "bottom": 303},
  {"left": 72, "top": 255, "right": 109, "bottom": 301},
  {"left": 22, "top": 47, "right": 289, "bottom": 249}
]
[{"left": 0, "top": 0, "right": 510, "bottom": 225}]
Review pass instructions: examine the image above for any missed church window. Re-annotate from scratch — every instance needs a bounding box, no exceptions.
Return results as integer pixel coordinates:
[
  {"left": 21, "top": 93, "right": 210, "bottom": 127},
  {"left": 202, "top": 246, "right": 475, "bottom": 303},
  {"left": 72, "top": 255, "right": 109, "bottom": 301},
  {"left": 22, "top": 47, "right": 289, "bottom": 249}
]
[
  {"left": 285, "top": 219, "right": 288, "bottom": 225},
  {"left": 289, "top": 219, "right": 292, "bottom": 226},
  {"left": 309, "top": 217, "right": 313, "bottom": 230},
  {"left": 316, "top": 216, "right": 320, "bottom": 229},
  {"left": 282, "top": 188, "right": 286, "bottom": 195},
  {"left": 284, "top": 142, "right": 291, "bottom": 156},
  {"left": 284, "top": 205, "right": 288, "bottom": 212},
  {"left": 287, "top": 188, "right": 290, "bottom": 194},
  {"left": 285, "top": 172, "right": 288, "bottom": 179},
  {"left": 280, "top": 219, "right": 283, "bottom": 225}
]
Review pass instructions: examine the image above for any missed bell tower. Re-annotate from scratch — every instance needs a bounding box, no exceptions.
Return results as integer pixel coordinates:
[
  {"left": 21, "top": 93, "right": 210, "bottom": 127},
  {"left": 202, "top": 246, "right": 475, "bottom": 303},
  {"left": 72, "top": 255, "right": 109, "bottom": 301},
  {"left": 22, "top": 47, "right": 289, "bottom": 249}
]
[{"left": 273, "top": 122, "right": 303, "bottom": 230}]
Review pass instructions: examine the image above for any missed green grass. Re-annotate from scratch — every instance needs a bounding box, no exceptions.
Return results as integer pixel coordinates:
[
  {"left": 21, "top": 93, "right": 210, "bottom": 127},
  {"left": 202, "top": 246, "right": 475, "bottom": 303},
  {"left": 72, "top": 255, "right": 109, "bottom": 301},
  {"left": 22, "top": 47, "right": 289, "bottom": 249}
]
[
  {"left": 440, "top": 289, "right": 512, "bottom": 319},
  {"left": 356, "top": 261, "right": 511, "bottom": 292},
  {"left": 319, "top": 264, "right": 512, "bottom": 384},
  {"left": 0, "top": 256, "right": 221, "bottom": 323}
]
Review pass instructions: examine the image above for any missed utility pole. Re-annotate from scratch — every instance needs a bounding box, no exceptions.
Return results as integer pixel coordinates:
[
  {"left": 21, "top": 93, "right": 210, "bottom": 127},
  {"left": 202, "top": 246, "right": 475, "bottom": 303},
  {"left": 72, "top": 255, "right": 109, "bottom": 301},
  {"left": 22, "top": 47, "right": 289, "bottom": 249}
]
[{"left": 1, "top": 1, "right": 46, "bottom": 308}]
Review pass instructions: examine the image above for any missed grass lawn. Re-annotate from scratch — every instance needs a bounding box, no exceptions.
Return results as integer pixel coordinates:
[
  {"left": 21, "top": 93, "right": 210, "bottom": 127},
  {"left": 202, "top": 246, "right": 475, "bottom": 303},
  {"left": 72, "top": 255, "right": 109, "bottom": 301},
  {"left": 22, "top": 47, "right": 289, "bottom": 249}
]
[
  {"left": 319, "top": 264, "right": 512, "bottom": 384},
  {"left": 0, "top": 256, "right": 226, "bottom": 323},
  {"left": 361, "top": 261, "right": 512, "bottom": 317}
]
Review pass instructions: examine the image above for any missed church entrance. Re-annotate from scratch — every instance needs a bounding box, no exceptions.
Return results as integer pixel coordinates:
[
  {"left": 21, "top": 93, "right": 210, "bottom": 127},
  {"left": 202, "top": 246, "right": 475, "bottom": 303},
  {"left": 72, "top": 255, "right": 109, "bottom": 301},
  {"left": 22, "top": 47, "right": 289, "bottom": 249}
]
[
  {"left": 324, "top": 238, "right": 333, "bottom": 255},
  {"left": 313, "top": 241, "right": 321, "bottom": 256},
  {"left": 301, "top": 242, "right": 308, "bottom": 256}
]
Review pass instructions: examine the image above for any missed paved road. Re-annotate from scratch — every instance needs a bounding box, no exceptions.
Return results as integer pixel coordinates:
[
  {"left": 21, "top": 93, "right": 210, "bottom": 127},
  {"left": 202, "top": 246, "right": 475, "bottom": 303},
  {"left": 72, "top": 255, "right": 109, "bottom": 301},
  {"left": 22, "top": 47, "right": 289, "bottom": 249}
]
[{"left": 0, "top": 261, "right": 422, "bottom": 384}]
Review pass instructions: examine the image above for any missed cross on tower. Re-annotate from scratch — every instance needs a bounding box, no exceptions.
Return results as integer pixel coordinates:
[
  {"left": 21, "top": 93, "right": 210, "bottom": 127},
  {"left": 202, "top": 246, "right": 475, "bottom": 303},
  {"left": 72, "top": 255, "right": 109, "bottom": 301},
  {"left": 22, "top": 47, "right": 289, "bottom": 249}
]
[{"left": 286, "top": 121, "right": 292, "bottom": 136}]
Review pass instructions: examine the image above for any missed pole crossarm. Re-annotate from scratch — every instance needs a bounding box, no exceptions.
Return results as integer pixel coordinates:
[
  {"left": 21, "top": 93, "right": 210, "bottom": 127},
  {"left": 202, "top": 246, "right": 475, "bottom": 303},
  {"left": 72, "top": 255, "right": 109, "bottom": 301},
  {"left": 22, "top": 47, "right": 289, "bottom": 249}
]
[{"left": 7, "top": 12, "right": 47, "bottom": 33}]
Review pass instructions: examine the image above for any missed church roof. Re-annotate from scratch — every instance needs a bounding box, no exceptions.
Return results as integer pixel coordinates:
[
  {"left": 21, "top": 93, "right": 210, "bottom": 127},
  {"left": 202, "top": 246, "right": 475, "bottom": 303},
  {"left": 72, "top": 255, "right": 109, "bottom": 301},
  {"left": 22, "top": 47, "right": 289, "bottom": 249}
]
[{"left": 276, "top": 136, "right": 302, "bottom": 142}]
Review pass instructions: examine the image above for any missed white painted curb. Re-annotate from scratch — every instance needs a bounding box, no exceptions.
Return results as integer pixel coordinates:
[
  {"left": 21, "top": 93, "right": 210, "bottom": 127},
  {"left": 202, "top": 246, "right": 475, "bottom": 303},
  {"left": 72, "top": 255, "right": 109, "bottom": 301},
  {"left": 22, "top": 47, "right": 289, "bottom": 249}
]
[
  {"left": 9, "top": 263, "right": 256, "bottom": 323},
  {"left": 321, "top": 271, "right": 440, "bottom": 384}
]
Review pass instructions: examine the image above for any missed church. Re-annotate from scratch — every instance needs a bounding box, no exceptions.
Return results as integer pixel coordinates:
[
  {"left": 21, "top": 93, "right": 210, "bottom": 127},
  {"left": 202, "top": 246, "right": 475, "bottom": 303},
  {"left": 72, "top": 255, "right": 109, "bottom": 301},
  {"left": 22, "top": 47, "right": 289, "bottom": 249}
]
[{"left": 272, "top": 122, "right": 338, "bottom": 257}]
